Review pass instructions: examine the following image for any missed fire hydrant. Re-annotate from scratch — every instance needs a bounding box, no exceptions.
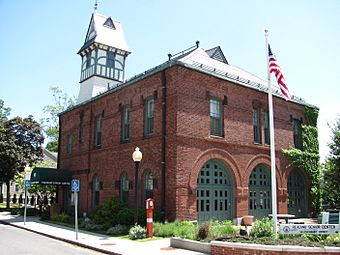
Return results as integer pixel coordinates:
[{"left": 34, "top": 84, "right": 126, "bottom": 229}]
[{"left": 146, "top": 198, "right": 154, "bottom": 238}]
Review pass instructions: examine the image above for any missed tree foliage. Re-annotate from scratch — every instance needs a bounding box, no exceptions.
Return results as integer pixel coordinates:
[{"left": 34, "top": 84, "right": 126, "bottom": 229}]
[
  {"left": 0, "top": 115, "right": 44, "bottom": 208},
  {"left": 0, "top": 99, "right": 11, "bottom": 124},
  {"left": 40, "top": 86, "right": 75, "bottom": 152},
  {"left": 321, "top": 115, "right": 340, "bottom": 209}
]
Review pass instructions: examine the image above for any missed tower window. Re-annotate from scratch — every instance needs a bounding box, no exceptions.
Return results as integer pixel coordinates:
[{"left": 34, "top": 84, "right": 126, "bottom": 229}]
[
  {"left": 86, "top": 52, "right": 91, "bottom": 68},
  {"left": 107, "top": 52, "right": 115, "bottom": 68}
]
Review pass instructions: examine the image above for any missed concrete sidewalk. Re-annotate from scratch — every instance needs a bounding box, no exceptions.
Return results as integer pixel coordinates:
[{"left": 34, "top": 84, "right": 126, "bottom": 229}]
[{"left": 0, "top": 212, "right": 207, "bottom": 255}]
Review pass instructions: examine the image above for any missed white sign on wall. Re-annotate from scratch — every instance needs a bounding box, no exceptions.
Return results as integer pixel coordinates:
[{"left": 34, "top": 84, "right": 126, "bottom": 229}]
[{"left": 280, "top": 224, "right": 340, "bottom": 235}]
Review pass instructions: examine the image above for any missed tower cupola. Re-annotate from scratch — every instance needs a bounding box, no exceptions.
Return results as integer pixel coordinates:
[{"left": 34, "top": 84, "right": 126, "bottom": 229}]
[{"left": 77, "top": 11, "right": 131, "bottom": 104}]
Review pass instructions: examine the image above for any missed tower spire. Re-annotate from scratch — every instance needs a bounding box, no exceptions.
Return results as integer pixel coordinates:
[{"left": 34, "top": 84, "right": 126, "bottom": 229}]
[{"left": 94, "top": 0, "right": 98, "bottom": 12}]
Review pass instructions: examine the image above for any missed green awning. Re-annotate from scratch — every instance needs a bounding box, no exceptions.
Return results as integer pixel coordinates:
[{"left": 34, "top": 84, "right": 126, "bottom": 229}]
[{"left": 30, "top": 167, "right": 72, "bottom": 185}]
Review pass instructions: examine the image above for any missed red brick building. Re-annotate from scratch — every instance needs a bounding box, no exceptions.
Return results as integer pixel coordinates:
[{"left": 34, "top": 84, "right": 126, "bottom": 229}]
[{"left": 58, "top": 11, "right": 317, "bottom": 222}]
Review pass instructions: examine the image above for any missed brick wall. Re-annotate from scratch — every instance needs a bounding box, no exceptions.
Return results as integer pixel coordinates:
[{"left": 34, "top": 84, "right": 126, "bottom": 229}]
[
  {"left": 211, "top": 242, "right": 340, "bottom": 255},
  {"left": 59, "top": 64, "right": 310, "bottom": 220}
]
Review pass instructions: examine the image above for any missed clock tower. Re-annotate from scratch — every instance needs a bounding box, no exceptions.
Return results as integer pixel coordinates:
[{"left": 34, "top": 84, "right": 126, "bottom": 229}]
[{"left": 77, "top": 10, "right": 131, "bottom": 103}]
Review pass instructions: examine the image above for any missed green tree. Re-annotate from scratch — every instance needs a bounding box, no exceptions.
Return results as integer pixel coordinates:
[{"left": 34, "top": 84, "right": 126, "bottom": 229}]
[
  {"left": 0, "top": 116, "right": 44, "bottom": 209},
  {"left": 0, "top": 99, "right": 11, "bottom": 198},
  {"left": 322, "top": 116, "right": 340, "bottom": 209},
  {"left": 41, "top": 86, "right": 75, "bottom": 152},
  {"left": 0, "top": 99, "right": 11, "bottom": 124}
]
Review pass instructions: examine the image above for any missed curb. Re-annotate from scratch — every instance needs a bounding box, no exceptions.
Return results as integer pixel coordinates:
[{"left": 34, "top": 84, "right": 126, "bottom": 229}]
[{"left": 0, "top": 219, "right": 122, "bottom": 255}]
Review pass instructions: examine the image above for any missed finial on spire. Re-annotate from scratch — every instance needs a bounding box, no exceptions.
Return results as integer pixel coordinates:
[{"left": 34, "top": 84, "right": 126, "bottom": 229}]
[{"left": 94, "top": 0, "right": 98, "bottom": 12}]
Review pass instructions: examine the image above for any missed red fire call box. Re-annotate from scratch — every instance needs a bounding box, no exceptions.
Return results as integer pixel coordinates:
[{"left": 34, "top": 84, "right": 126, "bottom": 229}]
[{"left": 146, "top": 198, "right": 154, "bottom": 238}]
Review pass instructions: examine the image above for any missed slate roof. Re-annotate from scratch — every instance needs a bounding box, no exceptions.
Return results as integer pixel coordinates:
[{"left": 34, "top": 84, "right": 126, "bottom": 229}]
[{"left": 78, "top": 12, "right": 131, "bottom": 54}]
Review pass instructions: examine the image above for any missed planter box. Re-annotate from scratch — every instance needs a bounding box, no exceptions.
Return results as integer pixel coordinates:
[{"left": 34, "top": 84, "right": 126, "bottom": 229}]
[
  {"left": 211, "top": 241, "right": 340, "bottom": 255},
  {"left": 170, "top": 237, "right": 211, "bottom": 254}
]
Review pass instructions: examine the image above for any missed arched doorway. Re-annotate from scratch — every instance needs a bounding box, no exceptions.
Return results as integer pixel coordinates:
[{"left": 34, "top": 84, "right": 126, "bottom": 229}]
[
  {"left": 288, "top": 169, "right": 308, "bottom": 217},
  {"left": 249, "top": 164, "right": 271, "bottom": 219},
  {"left": 197, "top": 159, "right": 234, "bottom": 222}
]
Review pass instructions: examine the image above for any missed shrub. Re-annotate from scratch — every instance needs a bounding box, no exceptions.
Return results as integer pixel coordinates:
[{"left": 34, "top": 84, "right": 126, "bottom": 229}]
[
  {"left": 153, "top": 221, "right": 177, "bottom": 237},
  {"left": 208, "top": 220, "right": 236, "bottom": 239},
  {"left": 106, "top": 224, "right": 129, "bottom": 236},
  {"left": 51, "top": 212, "right": 71, "bottom": 223},
  {"left": 91, "top": 197, "right": 121, "bottom": 226},
  {"left": 174, "top": 221, "right": 197, "bottom": 240},
  {"left": 40, "top": 209, "right": 50, "bottom": 220},
  {"left": 129, "top": 224, "right": 147, "bottom": 240},
  {"left": 10, "top": 208, "right": 20, "bottom": 215},
  {"left": 153, "top": 221, "right": 197, "bottom": 239},
  {"left": 116, "top": 208, "right": 134, "bottom": 226},
  {"left": 197, "top": 223, "right": 210, "bottom": 240},
  {"left": 19, "top": 207, "right": 39, "bottom": 216},
  {"left": 250, "top": 218, "right": 274, "bottom": 238}
]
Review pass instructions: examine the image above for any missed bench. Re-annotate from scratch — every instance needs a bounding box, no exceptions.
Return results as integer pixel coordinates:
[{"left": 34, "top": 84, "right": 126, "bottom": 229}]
[
  {"left": 268, "top": 214, "right": 295, "bottom": 224},
  {"left": 320, "top": 211, "right": 340, "bottom": 224}
]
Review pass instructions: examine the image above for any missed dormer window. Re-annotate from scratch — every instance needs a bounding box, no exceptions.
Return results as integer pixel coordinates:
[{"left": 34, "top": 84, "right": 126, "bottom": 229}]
[{"left": 103, "top": 17, "right": 115, "bottom": 29}]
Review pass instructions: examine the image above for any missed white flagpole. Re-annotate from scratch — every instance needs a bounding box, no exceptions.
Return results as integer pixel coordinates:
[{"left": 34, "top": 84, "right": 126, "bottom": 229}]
[{"left": 265, "top": 29, "right": 278, "bottom": 239}]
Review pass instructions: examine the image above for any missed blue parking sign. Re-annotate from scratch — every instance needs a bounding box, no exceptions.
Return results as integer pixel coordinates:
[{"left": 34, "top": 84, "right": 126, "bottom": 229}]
[
  {"left": 25, "top": 180, "right": 31, "bottom": 188},
  {"left": 71, "top": 179, "right": 80, "bottom": 192}
]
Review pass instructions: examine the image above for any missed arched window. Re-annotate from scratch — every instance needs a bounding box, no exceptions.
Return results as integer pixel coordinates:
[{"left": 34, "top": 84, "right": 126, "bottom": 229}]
[
  {"left": 92, "top": 175, "right": 100, "bottom": 209},
  {"left": 143, "top": 170, "right": 153, "bottom": 202},
  {"left": 120, "top": 172, "right": 129, "bottom": 205}
]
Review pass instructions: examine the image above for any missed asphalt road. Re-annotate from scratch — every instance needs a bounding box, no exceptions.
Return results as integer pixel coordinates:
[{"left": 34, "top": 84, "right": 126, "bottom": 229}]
[{"left": 0, "top": 223, "right": 105, "bottom": 255}]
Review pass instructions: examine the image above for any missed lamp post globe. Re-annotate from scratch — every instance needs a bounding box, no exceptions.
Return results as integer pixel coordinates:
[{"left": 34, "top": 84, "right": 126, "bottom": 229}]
[
  {"left": 132, "top": 147, "right": 142, "bottom": 162},
  {"left": 132, "top": 147, "right": 142, "bottom": 224}
]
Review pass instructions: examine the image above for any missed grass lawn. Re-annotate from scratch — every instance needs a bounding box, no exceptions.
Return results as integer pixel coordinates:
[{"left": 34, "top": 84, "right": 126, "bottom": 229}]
[{"left": 0, "top": 202, "right": 21, "bottom": 209}]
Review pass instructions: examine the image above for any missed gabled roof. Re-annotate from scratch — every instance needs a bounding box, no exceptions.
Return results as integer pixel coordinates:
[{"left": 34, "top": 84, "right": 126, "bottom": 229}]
[
  {"left": 78, "top": 12, "right": 131, "bottom": 54},
  {"left": 178, "top": 47, "right": 266, "bottom": 86},
  {"left": 205, "top": 46, "right": 228, "bottom": 64}
]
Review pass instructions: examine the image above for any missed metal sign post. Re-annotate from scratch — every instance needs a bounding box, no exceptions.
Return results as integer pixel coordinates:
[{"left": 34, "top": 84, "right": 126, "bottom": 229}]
[
  {"left": 74, "top": 191, "right": 78, "bottom": 240},
  {"left": 71, "top": 179, "right": 80, "bottom": 240},
  {"left": 24, "top": 180, "right": 31, "bottom": 225}
]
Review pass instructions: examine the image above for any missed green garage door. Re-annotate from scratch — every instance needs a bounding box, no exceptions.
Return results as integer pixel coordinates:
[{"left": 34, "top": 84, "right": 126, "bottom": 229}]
[
  {"left": 288, "top": 169, "right": 307, "bottom": 218},
  {"left": 197, "top": 160, "right": 234, "bottom": 222},
  {"left": 249, "top": 164, "right": 271, "bottom": 220}
]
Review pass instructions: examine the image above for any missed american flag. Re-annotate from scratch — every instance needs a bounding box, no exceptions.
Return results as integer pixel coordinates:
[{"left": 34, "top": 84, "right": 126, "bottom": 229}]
[{"left": 268, "top": 44, "right": 291, "bottom": 100}]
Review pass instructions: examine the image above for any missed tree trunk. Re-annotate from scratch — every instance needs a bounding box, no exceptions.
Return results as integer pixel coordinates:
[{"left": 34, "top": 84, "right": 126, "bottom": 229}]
[{"left": 6, "top": 180, "right": 10, "bottom": 209}]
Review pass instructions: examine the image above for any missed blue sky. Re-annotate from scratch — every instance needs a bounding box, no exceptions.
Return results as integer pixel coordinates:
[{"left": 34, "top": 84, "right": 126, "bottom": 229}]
[{"left": 0, "top": 1, "right": 339, "bottom": 161}]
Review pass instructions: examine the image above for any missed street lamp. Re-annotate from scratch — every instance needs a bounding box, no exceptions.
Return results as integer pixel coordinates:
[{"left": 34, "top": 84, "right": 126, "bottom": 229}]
[{"left": 132, "top": 147, "right": 142, "bottom": 224}]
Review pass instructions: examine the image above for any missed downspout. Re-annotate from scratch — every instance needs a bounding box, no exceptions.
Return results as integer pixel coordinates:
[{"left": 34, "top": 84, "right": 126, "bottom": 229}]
[
  {"left": 87, "top": 105, "right": 93, "bottom": 213},
  {"left": 161, "top": 70, "right": 167, "bottom": 222}
]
